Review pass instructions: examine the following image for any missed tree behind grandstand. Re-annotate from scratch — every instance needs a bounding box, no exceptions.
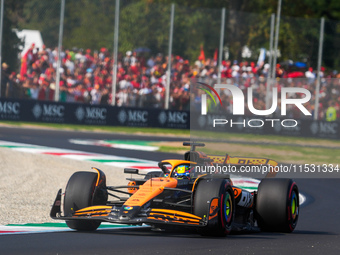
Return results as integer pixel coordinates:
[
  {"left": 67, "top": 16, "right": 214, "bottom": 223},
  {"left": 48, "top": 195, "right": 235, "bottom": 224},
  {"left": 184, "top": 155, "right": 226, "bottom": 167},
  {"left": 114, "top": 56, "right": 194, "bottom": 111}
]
[{"left": 6, "top": 0, "right": 340, "bottom": 69}]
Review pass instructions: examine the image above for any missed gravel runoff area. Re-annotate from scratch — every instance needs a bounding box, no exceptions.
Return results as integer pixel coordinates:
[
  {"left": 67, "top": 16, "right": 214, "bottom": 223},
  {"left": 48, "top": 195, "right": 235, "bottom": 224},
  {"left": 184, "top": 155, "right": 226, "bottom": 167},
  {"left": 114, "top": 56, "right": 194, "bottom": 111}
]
[{"left": 0, "top": 147, "right": 127, "bottom": 225}]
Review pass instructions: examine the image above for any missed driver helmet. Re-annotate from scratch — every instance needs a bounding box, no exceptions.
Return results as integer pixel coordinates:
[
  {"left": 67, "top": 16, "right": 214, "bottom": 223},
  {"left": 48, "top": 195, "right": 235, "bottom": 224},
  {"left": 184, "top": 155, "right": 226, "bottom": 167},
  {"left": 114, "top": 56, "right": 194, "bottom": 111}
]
[{"left": 175, "top": 165, "right": 190, "bottom": 178}]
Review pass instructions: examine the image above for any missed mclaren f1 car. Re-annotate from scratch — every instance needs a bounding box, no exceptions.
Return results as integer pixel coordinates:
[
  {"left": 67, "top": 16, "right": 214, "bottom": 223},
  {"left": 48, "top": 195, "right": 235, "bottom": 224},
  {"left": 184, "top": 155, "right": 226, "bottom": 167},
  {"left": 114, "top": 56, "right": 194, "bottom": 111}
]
[{"left": 50, "top": 142, "right": 299, "bottom": 236}]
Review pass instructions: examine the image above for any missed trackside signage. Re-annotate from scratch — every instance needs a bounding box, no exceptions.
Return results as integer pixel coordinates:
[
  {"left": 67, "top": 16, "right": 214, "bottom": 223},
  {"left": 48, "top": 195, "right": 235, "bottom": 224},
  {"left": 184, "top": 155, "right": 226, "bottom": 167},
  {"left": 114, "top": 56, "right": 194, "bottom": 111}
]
[
  {"left": 117, "top": 109, "right": 149, "bottom": 127},
  {"left": 0, "top": 98, "right": 338, "bottom": 139},
  {"left": 158, "top": 111, "right": 188, "bottom": 129},
  {"left": 0, "top": 101, "right": 20, "bottom": 120},
  {"left": 75, "top": 106, "right": 108, "bottom": 125},
  {"left": 32, "top": 103, "right": 65, "bottom": 122}
]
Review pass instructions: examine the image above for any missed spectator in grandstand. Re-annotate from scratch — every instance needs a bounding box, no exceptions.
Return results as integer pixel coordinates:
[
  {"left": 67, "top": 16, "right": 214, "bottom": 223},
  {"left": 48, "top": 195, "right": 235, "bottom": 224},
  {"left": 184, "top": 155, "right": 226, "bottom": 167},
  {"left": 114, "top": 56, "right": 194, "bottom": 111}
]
[
  {"left": 326, "top": 101, "right": 337, "bottom": 122},
  {"left": 305, "top": 67, "right": 316, "bottom": 84},
  {"left": 100, "top": 87, "right": 111, "bottom": 105},
  {"left": 1, "top": 63, "right": 10, "bottom": 97},
  {"left": 90, "top": 83, "right": 102, "bottom": 105},
  {"left": 5, "top": 41, "right": 339, "bottom": 121}
]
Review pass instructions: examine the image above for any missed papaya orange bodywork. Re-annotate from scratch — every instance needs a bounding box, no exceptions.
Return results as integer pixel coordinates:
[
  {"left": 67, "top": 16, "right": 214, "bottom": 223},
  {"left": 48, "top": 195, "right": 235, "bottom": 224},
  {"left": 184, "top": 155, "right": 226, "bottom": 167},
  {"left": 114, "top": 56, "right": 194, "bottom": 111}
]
[
  {"left": 124, "top": 177, "right": 178, "bottom": 207},
  {"left": 74, "top": 205, "right": 112, "bottom": 217}
]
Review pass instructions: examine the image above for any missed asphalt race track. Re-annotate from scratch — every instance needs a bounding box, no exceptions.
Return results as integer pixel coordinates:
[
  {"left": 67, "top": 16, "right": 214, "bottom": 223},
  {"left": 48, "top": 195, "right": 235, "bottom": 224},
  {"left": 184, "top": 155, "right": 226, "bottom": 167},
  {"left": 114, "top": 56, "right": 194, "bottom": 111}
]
[{"left": 0, "top": 126, "right": 339, "bottom": 255}]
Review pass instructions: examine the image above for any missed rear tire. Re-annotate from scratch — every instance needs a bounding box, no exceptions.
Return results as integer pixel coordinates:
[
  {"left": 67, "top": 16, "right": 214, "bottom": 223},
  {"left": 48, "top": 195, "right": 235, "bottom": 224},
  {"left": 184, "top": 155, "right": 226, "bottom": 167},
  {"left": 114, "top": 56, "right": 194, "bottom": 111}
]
[
  {"left": 194, "top": 178, "right": 234, "bottom": 236},
  {"left": 256, "top": 178, "right": 299, "bottom": 232},
  {"left": 64, "top": 171, "right": 106, "bottom": 231}
]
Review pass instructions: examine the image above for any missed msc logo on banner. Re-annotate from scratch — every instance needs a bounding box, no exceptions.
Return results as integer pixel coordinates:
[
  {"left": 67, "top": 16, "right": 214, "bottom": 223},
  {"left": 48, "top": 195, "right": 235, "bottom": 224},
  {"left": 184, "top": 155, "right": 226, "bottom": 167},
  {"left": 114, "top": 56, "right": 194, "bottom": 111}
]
[
  {"left": 75, "top": 106, "right": 107, "bottom": 124},
  {"left": 32, "top": 103, "right": 65, "bottom": 122},
  {"left": 118, "top": 109, "right": 148, "bottom": 126},
  {"left": 0, "top": 101, "right": 20, "bottom": 120},
  {"left": 158, "top": 111, "right": 188, "bottom": 128}
]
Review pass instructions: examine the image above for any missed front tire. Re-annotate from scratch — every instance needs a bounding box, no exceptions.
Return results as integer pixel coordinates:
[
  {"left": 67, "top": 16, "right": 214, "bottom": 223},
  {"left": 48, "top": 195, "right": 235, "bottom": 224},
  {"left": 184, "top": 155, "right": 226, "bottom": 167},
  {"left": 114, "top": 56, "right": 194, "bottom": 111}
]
[
  {"left": 194, "top": 178, "right": 234, "bottom": 236},
  {"left": 256, "top": 178, "right": 299, "bottom": 232},
  {"left": 64, "top": 171, "right": 107, "bottom": 231}
]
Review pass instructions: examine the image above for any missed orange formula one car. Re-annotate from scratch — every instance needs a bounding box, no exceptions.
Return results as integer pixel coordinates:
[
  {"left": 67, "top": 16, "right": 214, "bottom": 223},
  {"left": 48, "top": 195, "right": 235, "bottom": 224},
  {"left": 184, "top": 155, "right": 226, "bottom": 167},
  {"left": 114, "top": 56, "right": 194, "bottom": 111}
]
[{"left": 50, "top": 142, "right": 299, "bottom": 236}]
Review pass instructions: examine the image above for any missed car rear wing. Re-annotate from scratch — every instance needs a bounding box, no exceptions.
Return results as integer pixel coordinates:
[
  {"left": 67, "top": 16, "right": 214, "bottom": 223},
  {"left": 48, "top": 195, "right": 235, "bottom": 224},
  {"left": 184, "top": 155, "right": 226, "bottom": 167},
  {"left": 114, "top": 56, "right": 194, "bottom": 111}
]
[{"left": 207, "top": 154, "right": 278, "bottom": 168}]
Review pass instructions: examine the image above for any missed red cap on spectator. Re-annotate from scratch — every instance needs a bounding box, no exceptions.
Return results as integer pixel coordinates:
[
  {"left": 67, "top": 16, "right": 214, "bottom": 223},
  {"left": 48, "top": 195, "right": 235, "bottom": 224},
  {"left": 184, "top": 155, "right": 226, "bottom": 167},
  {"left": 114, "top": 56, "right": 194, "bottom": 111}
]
[{"left": 86, "top": 49, "right": 91, "bottom": 53}]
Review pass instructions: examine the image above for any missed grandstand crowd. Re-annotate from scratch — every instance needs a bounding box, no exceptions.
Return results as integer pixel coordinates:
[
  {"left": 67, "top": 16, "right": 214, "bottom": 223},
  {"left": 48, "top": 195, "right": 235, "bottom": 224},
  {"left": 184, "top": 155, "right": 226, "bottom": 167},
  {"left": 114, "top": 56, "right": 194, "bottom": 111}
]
[{"left": 0, "top": 43, "right": 339, "bottom": 121}]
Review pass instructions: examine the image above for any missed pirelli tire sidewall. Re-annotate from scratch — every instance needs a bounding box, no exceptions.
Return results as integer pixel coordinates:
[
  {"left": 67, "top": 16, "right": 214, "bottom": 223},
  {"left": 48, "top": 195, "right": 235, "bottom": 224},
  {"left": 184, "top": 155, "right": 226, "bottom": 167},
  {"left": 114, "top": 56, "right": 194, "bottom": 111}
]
[
  {"left": 194, "top": 178, "right": 235, "bottom": 237},
  {"left": 256, "top": 178, "right": 299, "bottom": 232},
  {"left": 64, "top": 171, "right": 105, "bottom": 231}
]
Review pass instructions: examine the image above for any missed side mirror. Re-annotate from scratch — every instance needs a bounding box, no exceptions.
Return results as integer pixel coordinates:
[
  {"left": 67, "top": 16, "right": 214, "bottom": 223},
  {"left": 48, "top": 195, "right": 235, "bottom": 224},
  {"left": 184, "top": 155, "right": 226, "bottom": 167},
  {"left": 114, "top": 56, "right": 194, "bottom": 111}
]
[
  {"left": 124, "top": 168, "right": 139, "bottom": 174},
  {"left": 158, "top": 162, "right": 170, "bottom": 174}
]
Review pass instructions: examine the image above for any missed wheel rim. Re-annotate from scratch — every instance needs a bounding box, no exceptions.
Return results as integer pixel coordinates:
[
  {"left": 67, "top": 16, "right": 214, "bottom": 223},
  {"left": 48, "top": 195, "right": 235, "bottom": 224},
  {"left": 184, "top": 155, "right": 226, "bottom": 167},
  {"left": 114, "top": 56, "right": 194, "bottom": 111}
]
[
  {"left": 224, "top": 192, "right": 232, "bottom": 224},
  {"left": 291, "top": 191, "right": 298, "bottom": 221}
]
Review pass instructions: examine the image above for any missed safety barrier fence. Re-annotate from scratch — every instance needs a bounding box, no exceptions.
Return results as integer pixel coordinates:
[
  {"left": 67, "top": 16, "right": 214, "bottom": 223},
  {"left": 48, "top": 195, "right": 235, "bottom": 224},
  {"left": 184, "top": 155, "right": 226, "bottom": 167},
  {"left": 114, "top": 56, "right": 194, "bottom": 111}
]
[{"left": 0, "top": 98, "right": 339, "bottom": 139}]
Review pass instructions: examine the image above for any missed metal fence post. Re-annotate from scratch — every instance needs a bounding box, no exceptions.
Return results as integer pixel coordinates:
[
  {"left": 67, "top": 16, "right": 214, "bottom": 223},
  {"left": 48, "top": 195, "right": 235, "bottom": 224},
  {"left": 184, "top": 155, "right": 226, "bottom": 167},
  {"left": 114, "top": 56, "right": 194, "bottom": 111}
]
[
  {"left": 217, "top": 8, "right": 226, "bottom": 85},
  {"left": 111, "top": 0, "right": 120, "bottom": 106},
  {"left": 0, "top": 0, "right": 4, "bottom": 97},
  {"left": 266, "top": 13, "right": 275, "bottom": 109},
  {"left": 314, "top": 17, "right": 325, "bottom": 121},
  {"left": 271, "top": 0, "right": 282, "bottom": 86},
  {"left": 165, "top": 3, "right": 175, "bottom": 110},
  {"left": 55, "top": 0, "right": 65, "bottom": 102}
]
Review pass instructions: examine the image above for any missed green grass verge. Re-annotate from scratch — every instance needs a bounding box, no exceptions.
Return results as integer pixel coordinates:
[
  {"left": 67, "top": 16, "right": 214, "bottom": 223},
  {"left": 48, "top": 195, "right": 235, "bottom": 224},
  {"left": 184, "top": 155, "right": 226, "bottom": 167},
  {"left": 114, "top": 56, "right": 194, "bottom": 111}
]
[
  {"left": 191, "top": 130, "right": 340, "bottom": 147},
  {"left": 1, "top": 120, "right": 339, "bottom": 148},
  {"left": 158, "top": 142, "right": 340, "bottom": 165},
  {"left": 0, "top": 121, "right": 190, "bottom": 136},
  {"left": 203, "top": 144, "right": 339, "bottom": 165},
  {"left": 1, "top": 121, "right": 339, "bottom": 165}
]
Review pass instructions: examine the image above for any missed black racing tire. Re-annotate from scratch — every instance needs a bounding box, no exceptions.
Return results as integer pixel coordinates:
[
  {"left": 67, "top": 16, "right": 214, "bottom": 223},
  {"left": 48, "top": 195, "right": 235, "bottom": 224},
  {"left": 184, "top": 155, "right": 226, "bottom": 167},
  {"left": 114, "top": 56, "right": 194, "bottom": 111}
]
[
  {"left": 194, "top": 178, "right": 234, "bottom": 236},
  {"left": 64, "top": 171, "right": 105, "bottom": 231},
  {"left": 256, "top": 178, "right": 299, "bottom": 233}
]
